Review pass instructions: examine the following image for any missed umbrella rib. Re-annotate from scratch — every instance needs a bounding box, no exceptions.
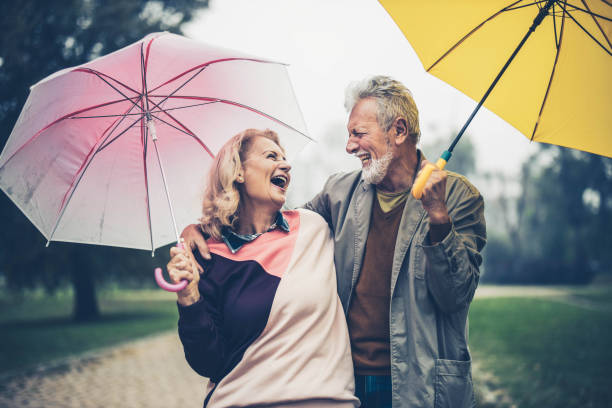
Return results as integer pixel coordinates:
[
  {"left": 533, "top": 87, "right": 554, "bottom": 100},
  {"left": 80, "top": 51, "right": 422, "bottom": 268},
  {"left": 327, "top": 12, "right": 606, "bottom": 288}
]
[
  {"left": 148, "top": 58, "right": 287, "bottom": 94},
  {"left": 148, "top": 100, "right": 219, "bottom": 113},
  {"left": 141, "top": 42, "right": 153, "bottom": 115},
  {"left": 148, "top": 66, "right": 208, "bottom": 111},
  {"left": 145, "top": 94, "right": 215, "bottom": 158},
  {"left": 0, "top": 97, "right": 141, "bottom": 170},
  {"left": 426, "top": 0, "right": 525, "bottom": 72},
  {"left": 531, "top": 6, "right": 567, "bottom": 141},
  {"left": 76, "top": 68, "right": 144, "bottom": 113},
  {"left": 71, "top": 101, "right": 220, "bottom": 119},
  {"left": 149, "top": 112, "right": 215, "bottom": 158},
  {"left": 579, "top": 0, "right": 612, "bottom": 49},
  {"left": 66, "top": 97, "right": 142, "bottom": 119},
  {"left": 97, "top": 114, "right": 145, "bottom": 152},
  {"left": 156, "top": 95, "right": 314, "bottom": 142},
  {"left": 553, "top": 3, "right": 560, "bottom": 48},
  {"left": 73, "top": 68, "right": 141, "bottom": 96},
  {"left": 560, "top": 2, "right": 612, "bottom": 54},
  {"left": 505, "top": 0, "right": 550, "bottom": 11},
  {"left": 563, "top": 1, "right": 612, "bottom": 21},
  {"left": 48, "top": 108, "right": 143, "bottom": 243},
  {"left": 71, "top": 112, "right": 145, "bottom": 119}
]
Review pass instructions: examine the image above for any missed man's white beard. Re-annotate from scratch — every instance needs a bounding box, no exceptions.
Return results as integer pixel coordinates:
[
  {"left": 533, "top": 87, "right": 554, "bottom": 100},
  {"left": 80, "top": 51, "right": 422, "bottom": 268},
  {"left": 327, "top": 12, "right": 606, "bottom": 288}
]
[{"left": 362, "top": 149, "right": 393, "bottom": 185}]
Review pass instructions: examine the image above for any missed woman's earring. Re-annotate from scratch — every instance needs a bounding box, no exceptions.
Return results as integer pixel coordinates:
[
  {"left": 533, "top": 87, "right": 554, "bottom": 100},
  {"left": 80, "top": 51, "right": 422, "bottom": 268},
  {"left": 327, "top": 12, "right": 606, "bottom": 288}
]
[{"left": 236, "top": 176, "right": 244, "bottom": 183}]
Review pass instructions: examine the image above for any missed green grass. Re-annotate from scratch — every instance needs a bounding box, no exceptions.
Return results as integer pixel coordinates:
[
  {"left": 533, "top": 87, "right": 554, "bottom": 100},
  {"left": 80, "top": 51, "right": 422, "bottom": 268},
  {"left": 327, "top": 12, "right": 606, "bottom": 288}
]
[
  {"left": 572, "top": 288, "right": 612, "bottom": 307},
  {"left": 469, "top": 297, "right": 612, "bottom": 408},
  {"left": 0, "top": 289, "right": 179, "bottom": 376}
]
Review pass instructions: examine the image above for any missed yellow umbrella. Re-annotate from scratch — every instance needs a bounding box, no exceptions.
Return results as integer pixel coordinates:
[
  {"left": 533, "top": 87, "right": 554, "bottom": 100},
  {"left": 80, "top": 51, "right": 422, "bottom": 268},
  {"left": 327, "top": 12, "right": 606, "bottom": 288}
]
[{"left": 378, "top": 0, "right": 612, "bottom": 197}]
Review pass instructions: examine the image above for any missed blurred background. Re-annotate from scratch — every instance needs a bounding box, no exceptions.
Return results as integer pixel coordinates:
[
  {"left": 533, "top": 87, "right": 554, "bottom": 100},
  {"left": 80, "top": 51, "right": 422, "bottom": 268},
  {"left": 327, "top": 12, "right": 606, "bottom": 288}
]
[{"left": 0, "top": 1, "right": 610, "bottom": 407}]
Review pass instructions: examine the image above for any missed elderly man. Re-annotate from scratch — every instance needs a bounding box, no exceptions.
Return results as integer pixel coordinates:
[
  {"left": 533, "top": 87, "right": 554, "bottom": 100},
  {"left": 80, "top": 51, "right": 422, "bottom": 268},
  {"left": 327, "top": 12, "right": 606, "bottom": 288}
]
[{"left": 182, "top": 75, "right": 486, "bottom": 408}]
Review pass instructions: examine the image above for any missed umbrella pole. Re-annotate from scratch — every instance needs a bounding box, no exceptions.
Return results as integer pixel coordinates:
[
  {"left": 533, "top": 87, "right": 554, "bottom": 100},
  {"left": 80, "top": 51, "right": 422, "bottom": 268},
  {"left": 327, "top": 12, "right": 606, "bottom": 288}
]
[
  {"left": 148, "top": 118, "right": 190, "bottom": 292},
  {"left": 147, "top": 119, "right": 181, "bottom": 244},
  {"left": 412, "top": 0, "right": 556, "bottom": 199}
]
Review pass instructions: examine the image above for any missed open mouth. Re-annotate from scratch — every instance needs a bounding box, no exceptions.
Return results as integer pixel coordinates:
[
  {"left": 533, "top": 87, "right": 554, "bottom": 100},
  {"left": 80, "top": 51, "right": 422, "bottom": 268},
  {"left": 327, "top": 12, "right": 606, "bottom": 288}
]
[
  {"left": 271, "top": 174, "right": 289, "bottom": 190},
  {"left": 357, "top": 154, "right": 371, "bottom": 166}
]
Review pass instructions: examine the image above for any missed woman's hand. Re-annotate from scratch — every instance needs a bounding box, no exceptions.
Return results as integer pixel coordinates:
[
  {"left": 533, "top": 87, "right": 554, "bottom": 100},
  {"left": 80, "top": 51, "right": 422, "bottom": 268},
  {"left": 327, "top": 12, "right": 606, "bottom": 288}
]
[{"left": 167, "top": 246, "right": 201, "bottom": 306}]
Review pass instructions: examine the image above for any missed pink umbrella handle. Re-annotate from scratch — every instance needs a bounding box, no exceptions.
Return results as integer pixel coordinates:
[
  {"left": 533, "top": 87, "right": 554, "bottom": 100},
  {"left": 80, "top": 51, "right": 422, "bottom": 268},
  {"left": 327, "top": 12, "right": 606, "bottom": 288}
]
[
  {"left": 155, "top": 267, "right": 188, "bottom": 292},
  {"left": 154, "top": 242, "right": 189, "bottom": 292}
]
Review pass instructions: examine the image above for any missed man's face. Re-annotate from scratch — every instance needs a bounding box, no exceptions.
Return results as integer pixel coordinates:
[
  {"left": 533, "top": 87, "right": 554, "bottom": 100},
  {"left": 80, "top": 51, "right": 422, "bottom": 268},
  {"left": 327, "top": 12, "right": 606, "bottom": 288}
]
[{"left": 346, "top": 98, "right": 393, "bottom": 184}]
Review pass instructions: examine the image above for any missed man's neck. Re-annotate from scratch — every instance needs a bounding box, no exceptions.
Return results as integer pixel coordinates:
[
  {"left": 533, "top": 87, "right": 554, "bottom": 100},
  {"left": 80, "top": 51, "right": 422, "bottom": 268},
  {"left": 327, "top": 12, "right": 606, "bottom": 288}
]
[{"left": 376, "top": 148, "right": 419, "bottom": 193}]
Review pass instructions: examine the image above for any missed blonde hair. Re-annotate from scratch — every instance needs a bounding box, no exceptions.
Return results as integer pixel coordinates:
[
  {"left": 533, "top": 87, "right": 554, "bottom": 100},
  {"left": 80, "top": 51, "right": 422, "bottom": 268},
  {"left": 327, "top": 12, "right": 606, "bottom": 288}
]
[
  {"left": 199, "top": 128, "right": 283, "bottom": 240},
  {"left": 345, "top": 75, "right": 421, "bottom": 145}
]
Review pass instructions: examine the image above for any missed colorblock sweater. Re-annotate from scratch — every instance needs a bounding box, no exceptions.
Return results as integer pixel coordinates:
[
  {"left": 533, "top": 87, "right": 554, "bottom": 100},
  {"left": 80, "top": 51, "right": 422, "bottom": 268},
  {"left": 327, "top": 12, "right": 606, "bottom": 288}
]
[{"left": 178, "top": 209, "right": 359, "bottom": 408}]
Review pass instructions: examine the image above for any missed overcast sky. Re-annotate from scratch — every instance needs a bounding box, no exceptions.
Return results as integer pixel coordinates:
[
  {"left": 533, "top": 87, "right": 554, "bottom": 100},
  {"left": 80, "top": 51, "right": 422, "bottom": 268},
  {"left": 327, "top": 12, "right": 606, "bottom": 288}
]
[{"left": 183, "top": 0, "right": 541, "bottom": 204}]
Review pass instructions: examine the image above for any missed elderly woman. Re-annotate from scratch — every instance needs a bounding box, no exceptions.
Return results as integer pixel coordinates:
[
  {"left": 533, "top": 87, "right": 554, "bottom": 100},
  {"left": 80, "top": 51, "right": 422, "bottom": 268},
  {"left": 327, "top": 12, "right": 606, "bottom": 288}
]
[{"left": 167, "top": 129, "right": 358, "bottom": 408}]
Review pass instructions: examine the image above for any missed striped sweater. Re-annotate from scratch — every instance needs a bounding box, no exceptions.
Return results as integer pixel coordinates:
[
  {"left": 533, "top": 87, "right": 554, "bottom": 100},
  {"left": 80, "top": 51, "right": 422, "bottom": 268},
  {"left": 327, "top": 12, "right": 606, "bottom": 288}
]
[{"left": 178, "top": 209, "right": 359, "bottom": 407}]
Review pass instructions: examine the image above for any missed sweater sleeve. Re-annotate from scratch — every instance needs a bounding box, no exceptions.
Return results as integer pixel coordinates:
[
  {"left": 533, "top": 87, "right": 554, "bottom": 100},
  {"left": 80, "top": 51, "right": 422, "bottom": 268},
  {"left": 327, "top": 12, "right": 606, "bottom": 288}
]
[{"left": 177, "top": 273, "right": 226, "bottom": 381}]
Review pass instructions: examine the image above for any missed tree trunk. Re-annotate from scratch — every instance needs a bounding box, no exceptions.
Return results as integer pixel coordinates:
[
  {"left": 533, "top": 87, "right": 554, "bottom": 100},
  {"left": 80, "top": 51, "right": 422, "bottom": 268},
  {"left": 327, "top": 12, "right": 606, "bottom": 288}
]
[{"left": 71, "top": 257, "right": 100, "bottom": 322}]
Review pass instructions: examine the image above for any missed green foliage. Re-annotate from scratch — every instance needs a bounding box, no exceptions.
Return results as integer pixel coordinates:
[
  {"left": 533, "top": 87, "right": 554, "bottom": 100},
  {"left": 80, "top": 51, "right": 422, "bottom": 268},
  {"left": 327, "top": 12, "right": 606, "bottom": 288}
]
[
  {"left": 0, "top": 0, "right": 208, "bottom": 318},
  {"left": 484, "top": 146, "right": 612, "bottom": 284},
  {"left": 421, "top": 131, "right": 476, "bottom": 177},
  {"left": 470, "top": 296, "right": 612, "bottom": 408},
  {"left": 0, "top": 289, "right": 178, "bottom": 375}
]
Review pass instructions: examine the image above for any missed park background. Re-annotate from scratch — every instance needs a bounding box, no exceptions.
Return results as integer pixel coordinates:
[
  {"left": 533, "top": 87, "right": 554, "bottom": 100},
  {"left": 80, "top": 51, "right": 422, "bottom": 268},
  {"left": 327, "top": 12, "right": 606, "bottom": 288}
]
[{"left": 0, "top": 1, "right": 610, "bottom": 407}]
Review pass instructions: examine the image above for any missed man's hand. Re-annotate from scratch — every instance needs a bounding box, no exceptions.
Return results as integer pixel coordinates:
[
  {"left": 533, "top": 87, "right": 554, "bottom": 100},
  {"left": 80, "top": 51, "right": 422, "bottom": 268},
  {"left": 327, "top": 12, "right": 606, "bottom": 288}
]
[
  {"left": 416, "top": 159, "right": 451, "bottom": 244},
  {"left": 180, "top": 224, "right": 211, "bottom": 273},
  {"left": 416, "top": 159, "right": 450, "bottom": 224}
]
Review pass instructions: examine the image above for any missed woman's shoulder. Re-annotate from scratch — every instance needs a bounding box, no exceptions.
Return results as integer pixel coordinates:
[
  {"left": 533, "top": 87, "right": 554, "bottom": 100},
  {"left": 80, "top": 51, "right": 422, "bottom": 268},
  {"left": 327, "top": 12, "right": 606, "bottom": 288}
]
[{"left": 284, "top": 208, "right": 330, "bottom": 232}]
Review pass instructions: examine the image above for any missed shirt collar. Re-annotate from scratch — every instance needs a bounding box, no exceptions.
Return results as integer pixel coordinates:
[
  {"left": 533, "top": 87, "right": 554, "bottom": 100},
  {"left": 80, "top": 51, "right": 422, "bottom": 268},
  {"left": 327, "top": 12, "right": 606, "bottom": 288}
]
[{"left": 221, "top": 211, "right": 290, "bottom": 253}]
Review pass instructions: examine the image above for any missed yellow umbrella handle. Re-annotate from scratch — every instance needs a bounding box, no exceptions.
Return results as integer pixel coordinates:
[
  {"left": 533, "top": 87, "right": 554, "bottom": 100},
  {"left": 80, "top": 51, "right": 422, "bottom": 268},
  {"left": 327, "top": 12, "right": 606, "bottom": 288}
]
[{"left": 412, "top": 151, "right": 451, "bottom": 199}]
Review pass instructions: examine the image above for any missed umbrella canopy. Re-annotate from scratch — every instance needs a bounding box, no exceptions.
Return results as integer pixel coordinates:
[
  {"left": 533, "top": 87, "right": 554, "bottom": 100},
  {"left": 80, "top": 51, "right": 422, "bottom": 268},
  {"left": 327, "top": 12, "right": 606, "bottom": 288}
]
[
  {"left": 379, "top": 0, "right": 612, "bottom": 158},
  {"left": 0, "top": 32, "right": 309, "bottom": 253}
]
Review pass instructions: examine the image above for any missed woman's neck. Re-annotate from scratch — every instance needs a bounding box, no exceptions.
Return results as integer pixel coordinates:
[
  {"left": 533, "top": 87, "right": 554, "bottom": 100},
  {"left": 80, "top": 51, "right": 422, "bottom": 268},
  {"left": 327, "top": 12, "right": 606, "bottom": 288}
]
[{"left": 237, "top": 203, "right": 278, "bottom": 235}]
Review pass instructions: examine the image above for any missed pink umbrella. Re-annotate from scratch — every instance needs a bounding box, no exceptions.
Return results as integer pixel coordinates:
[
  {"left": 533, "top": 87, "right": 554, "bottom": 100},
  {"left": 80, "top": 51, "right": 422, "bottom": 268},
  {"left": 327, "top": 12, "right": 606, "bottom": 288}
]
[{"left": 0, "top": 32, "right": 310, "bottom": 291}]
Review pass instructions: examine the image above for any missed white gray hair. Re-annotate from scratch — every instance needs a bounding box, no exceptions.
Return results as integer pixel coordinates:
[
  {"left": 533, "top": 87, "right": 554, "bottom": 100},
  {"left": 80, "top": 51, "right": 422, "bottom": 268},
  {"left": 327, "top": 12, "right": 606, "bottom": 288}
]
[{"left": 345, "top": 75, "right": 421, "bottom": 145}]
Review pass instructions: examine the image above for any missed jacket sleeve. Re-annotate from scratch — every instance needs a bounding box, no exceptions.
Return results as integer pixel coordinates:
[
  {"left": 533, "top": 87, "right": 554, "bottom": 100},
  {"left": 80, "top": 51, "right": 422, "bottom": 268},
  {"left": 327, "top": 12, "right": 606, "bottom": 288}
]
[
  {"left": 421, "top": 176, "right": 486, "bottom": 314},
  {"left": 303, "top": 177, "right": 333, "bottom": 225},
  {"left": 177, "top": 274, "right": 226, "bottom": 380}
]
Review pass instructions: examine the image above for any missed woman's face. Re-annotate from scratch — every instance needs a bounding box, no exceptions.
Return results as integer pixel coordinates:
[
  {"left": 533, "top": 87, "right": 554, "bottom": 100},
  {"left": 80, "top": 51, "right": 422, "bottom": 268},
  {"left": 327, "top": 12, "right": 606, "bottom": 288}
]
[{"left": 239, "top": 136, "right": 291, "bottom": 211}]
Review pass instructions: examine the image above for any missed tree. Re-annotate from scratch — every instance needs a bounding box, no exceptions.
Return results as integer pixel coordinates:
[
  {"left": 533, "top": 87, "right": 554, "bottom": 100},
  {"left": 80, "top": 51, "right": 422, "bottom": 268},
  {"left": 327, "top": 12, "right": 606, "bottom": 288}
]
[
  {"left": 420, "top": 131, "right": 477, "bottom": 177},
  {"left": 484, "top": 146, "right": 612, "bottom": 284},
  {"left": 0, "top": 0, "right": 208, "bottom": 321}
]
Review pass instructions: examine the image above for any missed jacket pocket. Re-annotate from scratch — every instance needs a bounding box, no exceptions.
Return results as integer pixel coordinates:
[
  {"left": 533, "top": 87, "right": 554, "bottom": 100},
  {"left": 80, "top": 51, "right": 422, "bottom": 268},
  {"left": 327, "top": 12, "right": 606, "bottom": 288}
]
[{"left": 434, "top": 358, "right": 475, "bottom": 408}]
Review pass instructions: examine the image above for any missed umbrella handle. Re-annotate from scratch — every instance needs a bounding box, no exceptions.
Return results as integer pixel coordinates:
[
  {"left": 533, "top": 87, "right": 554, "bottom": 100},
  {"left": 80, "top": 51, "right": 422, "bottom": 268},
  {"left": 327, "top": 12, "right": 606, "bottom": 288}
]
[
  {"left": 154, "top": 242, "right": 189, "bottom": 292},
  {"left": 412, "top": 152, "right": 450, "bottom": 199}
]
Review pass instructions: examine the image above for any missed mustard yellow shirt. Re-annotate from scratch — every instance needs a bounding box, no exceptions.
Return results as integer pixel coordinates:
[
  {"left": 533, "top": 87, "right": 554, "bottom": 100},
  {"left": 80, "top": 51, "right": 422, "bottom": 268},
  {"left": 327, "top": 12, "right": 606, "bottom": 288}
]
[{"left": 376, "top": 188, "right": 410, "bottom": 213}]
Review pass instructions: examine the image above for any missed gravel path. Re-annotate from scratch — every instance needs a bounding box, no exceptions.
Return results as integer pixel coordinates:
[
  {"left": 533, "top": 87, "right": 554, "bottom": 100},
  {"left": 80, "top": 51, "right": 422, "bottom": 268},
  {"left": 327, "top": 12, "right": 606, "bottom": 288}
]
[{"left": 0, "top": 332, "right": 206, "bottom": 408}]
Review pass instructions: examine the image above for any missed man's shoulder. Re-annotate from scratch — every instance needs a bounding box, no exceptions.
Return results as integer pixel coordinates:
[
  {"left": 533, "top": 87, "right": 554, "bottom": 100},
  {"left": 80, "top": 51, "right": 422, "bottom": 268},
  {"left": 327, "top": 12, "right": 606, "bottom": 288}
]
[
  {"left": 321, "top": 169, "right": 363, "bottom": 192},
  {"left": 445, "top": 171, "right": 481, "bottom": 198}
]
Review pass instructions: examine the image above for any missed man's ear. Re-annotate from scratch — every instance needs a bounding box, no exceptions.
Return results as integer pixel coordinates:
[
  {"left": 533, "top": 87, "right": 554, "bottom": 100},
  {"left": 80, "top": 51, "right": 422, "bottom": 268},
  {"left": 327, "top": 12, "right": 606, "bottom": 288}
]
[{"left": 393, "top": 118, "right": 409, "bottom": 145}]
